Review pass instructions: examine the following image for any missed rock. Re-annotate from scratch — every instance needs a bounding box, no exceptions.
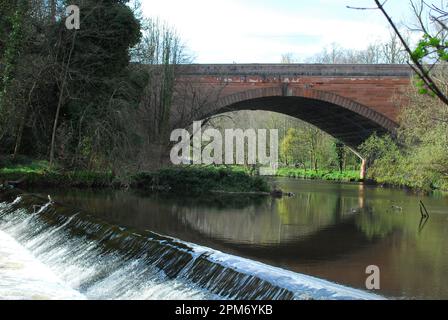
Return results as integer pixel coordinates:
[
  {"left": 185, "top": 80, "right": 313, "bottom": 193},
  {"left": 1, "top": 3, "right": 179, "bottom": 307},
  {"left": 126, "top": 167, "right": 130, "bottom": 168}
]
[
  {"left": 270, "top": 189, "right": 295, "bottom": 198},
  {"left": 8, "top": 177, "right": 26, "bottom": 187},
  {"left": 270, "top": 189, "right": 283, "bottom": 198}
]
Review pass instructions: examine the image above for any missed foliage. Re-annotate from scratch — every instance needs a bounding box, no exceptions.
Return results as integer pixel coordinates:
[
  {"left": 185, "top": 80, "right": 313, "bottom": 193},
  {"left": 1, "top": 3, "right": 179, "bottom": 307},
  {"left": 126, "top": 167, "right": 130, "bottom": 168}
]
[
  {"left": 278, "top": 126, "right": 359, "bottom": 171},
  {"left": 280, "top": 128, "right": 306, "bottom": 166},
  {"left": 0, "top": 166, "right": 114, "bottom": 188},
  {"left": 0, "top": 0, "right": 146, "bottom": 173},
  {"left": 372, "top": 0, "right": 448, "bottom": 105},
  {"left": 334, "top": 141, "right": 345, "bottom": 173},
  {"left": 0, "top": 0, "right": 30, "bottom": 140},
  {"left": 131, "top": 166, "right": 270, "bottom": 194},
  {"left": 131, "top": 16, "right": 191, "bottom": 170},
  {"left": 0, "top": 160, "right": 272, "bottom": 193},
  {"left": 276, "top": 168, "right": 360, "bottom": 182},
  {"left": 49, "top": 0, "right": 143, "bottom": 169},
  {"left": 359, "top": 133, "right": 401, "bottom": 167},
  {"left": 360, "top": 134, "right": 412, "bottom": 187},
  {"left": 212, "top": 110, "right": 361, "bottom": 174},
  {"left": 0, "top": 160, "right": 49, "bottom": 175},
  {"left": 360, "top": 80, "right": 448, "bottom": 191}
]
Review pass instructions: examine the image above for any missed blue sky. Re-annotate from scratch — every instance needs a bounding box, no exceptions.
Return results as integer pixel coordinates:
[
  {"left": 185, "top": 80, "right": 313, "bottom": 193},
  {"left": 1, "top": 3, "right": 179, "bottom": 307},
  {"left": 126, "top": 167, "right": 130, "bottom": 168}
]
[{"left": 141, "top": 0, "right": 411, "bottom": 63}]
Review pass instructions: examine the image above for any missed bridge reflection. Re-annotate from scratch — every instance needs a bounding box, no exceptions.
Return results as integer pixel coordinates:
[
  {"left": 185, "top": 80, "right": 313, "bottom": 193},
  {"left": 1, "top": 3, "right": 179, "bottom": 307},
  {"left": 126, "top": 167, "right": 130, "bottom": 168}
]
[
  {"left": 36, "top": 183, "right": 380, "bottom": 265},
  {"left": 25, "top": 180, "right": 448, "bottom": 299}
]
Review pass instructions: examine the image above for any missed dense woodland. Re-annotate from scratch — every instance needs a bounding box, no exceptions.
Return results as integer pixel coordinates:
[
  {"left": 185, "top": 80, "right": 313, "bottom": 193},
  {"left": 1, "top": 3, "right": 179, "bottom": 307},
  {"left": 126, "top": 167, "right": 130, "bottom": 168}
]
[
  {"left": 0, "top": 0, "right": 447, "bottom": 192},
  {"left": 0, "top": 0, "right": 191, "bottom": 175},
  {"left": 1, "top": 0, "right": 144, "bottom": 170}
]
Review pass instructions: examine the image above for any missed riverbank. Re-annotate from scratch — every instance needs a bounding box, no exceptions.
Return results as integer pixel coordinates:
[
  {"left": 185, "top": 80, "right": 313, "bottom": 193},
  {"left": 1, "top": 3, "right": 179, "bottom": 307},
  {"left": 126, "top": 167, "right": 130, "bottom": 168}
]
[
  {"left": 4, "top": 158, "right": 444, "bottom": 195},
  {"left": 0, "top": 160, "right": 270, "bottom": 194},
  {"left": 131, "top": 167, "right": 270, "bottom": 193},
  {"left": 276, "top": 168, "right": 361, "bottom": 182}
]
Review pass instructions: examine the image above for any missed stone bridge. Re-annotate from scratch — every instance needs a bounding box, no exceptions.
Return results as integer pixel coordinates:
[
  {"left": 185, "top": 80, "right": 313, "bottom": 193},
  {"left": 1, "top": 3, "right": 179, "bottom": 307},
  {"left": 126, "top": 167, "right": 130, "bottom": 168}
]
[{"left": 176, "top": 64, "right": 413, "bottom": 149}]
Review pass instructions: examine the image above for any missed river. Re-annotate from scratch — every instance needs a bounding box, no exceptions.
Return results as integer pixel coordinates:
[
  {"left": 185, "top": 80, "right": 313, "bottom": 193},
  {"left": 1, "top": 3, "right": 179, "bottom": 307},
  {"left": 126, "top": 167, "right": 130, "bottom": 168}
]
[{"left": 1, "top": 178, "right": 447, "bottom": 300}]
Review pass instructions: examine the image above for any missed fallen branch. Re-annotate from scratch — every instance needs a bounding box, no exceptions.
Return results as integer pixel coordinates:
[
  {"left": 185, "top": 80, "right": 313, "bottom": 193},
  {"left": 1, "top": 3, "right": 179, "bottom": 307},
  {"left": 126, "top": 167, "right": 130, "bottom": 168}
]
[{"left": 419, "top": 200, "right": 430, "bottom": 218}]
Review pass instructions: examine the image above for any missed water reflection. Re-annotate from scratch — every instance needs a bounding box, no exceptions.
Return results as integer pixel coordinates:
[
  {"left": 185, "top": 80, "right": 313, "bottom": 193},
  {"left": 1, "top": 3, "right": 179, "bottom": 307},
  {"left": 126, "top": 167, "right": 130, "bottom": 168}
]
[{"left": 30, "top": 178, "right": 448, "bottom": 299}]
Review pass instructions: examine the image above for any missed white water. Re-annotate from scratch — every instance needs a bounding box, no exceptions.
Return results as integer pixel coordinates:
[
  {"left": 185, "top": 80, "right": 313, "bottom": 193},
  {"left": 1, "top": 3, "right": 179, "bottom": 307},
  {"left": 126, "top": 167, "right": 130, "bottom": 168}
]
[
  {"left": 0, "top": 198, "right": 212, "bottom": 300},
  {"left": 0, "top": 229, "right": 84, "bottom": 300},
  {"left": 0, "top": 196, "right": 384, "bottom": 300}
]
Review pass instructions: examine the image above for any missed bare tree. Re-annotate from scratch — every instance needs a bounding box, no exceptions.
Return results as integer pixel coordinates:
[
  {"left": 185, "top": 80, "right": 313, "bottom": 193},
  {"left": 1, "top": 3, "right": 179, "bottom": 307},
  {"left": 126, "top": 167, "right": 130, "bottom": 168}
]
[
  {"left": 381, "top": 30, "right": 409, "bottom": 63},
  {"left": 281, "top": 53, "right": 297, "bottom": 64},
  {"left": 49, "top": 31, "right": 77, "bottom": 166},
  {"left": 308, "top": 43, "right": 347, "bottom": 63},
  {"left": 349, "top": 0, "right": 448, "bottom": 106},
  {"left": 306, "top": 32, "right": 407, "bottom": 64}
]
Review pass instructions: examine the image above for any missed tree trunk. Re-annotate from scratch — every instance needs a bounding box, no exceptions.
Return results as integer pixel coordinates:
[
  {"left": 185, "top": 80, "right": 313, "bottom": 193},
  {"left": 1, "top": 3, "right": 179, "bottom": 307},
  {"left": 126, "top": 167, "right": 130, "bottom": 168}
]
[
  {"left": 50, "top": 0, "right": 56, "bottom": 23},
  {"left": 13, "top": 107, "right": 27, "bottom": 159},
  {"left": 49, "top": 31, "right": 77, "bottom": 167},
  {"left": 14, "top": 80, "right": 37, "bottom": 159}
]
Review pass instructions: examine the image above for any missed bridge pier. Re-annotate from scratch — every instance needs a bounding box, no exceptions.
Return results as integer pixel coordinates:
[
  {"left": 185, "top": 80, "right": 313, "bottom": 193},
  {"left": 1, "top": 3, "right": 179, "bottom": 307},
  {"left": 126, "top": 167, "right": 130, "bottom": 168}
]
[
  {"left": 347, "top": 147, "right": 367, "bottom": 181},
  {"left": 360, "top": 159, "right": 367, "bottom": 181}
]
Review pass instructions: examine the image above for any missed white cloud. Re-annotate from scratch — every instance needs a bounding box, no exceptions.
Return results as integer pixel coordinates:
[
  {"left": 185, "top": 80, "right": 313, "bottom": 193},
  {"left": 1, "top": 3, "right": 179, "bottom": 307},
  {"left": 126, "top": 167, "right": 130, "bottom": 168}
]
[{"left": 140, "top": 0, "right": 407, "bottom": 63}]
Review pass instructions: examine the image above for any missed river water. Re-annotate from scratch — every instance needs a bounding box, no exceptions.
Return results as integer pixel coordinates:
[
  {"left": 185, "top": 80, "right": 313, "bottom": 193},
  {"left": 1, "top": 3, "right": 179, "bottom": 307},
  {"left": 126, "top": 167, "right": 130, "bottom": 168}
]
[{"left": 0, "top": 178, "right": 447, "bottom": 300}]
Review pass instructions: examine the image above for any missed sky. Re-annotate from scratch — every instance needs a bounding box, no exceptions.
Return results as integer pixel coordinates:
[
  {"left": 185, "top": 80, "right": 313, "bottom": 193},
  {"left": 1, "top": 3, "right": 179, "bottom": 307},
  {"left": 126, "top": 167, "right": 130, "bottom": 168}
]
[{"left": 141, "top": 0, "right": 413, "bottom": 63}]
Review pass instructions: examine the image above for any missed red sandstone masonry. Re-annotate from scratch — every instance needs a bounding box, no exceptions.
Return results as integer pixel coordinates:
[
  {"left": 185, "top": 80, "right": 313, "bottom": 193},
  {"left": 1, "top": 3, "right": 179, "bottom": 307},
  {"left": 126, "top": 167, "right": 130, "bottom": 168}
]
[{"left": 175, "top": 64, "right": 412, "bottom": 129}]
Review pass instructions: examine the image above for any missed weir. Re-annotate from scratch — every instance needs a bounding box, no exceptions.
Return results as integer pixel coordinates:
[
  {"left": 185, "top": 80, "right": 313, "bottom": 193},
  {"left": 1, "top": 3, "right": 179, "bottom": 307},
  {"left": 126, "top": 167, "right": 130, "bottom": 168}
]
[{"left": 0, "top": 191, "right": 383, "bottom": 300}]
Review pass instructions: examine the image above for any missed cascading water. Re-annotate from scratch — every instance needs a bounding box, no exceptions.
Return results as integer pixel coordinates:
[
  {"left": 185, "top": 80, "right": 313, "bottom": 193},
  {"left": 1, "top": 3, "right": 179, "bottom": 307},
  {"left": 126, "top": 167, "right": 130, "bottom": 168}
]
[{"left": 0, "top": 191, "right": 383, "bottom": 300}]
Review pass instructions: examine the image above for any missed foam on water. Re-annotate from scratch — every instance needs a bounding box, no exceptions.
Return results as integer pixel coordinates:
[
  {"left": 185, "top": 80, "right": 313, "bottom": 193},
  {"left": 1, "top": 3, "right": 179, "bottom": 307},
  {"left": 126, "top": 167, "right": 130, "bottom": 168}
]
[
  {"left": 0, "top": 197, "right": 216, "bottom": 300},
  {"left": 0, "top": 229, "right": 84, "bottom": 300}
]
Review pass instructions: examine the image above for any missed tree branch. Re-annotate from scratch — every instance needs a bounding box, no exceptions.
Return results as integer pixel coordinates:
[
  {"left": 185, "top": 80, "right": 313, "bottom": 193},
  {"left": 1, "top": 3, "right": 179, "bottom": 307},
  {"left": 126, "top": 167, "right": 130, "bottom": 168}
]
[{"left": 373, "top": 0, "right": 448, "bottom": 106}]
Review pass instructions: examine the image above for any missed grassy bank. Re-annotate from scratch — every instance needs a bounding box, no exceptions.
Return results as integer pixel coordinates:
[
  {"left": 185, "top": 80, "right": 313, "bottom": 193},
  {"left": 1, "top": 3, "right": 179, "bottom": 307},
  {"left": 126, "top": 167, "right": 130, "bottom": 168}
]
[
  {"left": 0, "top": 162, "right": 114, "bottom": 188},
  {"left": 276, "top": 168, "right": 361, "bottom": 182},
  {"left": 200, "top": 165, "right": 362, "bottom": 182},
  {"left": 0, "top": 157, "right": 362, "bottom": 194},
  {"left": 0, "top": 160, "right": 269, "bottom": 194}
]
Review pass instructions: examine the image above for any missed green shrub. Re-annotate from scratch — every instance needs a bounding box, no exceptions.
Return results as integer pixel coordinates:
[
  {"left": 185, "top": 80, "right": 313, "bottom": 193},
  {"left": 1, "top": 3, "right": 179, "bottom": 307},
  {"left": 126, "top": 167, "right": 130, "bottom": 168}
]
[
  {"left": 131, "top": 166, "right": 270, "bottom": 193},
  {"left": 276, "top": 167, "right": 360, "bottom": 182}
]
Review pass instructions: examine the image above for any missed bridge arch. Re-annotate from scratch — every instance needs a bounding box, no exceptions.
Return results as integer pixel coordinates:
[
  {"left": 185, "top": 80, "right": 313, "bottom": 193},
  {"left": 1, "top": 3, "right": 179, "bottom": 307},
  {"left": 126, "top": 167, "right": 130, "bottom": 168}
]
[{"left": 205, "top": 86, "right": 397, "bottom": 149}]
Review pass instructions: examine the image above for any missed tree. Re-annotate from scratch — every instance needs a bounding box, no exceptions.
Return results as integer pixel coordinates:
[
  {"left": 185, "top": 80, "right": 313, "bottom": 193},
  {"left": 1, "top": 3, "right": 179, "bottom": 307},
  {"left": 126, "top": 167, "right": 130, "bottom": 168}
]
[
  {"left": 280, "top": 128, "right": 306, "bottom": 167},
  {"left": 306, "top": 33, "right": 407, "bottom": 64},
  {"left": 349, "top": 0, "right": 448, "bottom": 107},
  {"left": 382, "top": 31, "right": 409, "bottom": 64},
  {"left": 131, "top": 17, "right": 191, "bottom": 169},
  {"left": 281, "top": 53, "right": 297, "bottom": 64},
  {"left": 335, "top": 141, "right": 345, "bottom": 173},
  {"left": 0, "top": 0, "right": 144, "bottom": 173},
  {"left": 353, "top": 1, "right": 448, "bottom": 190},
  {"left": 0, "top": 0, "right": 28, "bottom": 141},
  {"left": 47, "top": 0, "right": 142, "bottom": 168}
]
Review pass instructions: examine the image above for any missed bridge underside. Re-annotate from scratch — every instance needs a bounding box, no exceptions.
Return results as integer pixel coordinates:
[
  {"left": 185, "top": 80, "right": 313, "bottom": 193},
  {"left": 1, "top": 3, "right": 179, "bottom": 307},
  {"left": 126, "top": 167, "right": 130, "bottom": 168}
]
[{"left": 217, "top": 96, "right": 393, "bottom": 148}]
